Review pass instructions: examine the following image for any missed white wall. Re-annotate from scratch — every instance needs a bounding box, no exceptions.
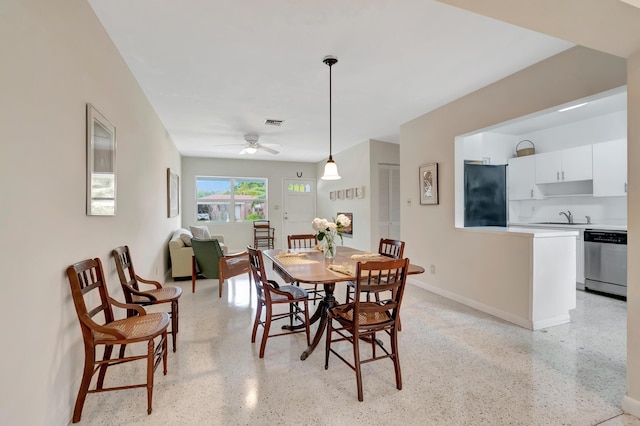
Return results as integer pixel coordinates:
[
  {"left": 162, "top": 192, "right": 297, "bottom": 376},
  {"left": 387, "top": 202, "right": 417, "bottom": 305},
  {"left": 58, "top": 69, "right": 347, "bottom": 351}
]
[
  {"left": 400, "top": 46, "right": 626, "bottom": 327},
  {"left": 624, "top": 47, "right": 640, "bottom": 414},
  {"left": 181, "top": 157, "right": 317, "bottom": 250},
  {"left": 316, "top": 139, "right": 399, "bottom": 252},
  {"left": 0, "top": 1, "right": 181, "bottom": 424}
]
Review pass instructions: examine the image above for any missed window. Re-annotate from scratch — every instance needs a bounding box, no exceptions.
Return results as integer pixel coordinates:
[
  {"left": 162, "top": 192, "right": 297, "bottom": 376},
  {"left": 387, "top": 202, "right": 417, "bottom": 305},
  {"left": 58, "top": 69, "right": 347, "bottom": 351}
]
[{"left": 196, "top": 176, "right": 267, "bottom": 222}]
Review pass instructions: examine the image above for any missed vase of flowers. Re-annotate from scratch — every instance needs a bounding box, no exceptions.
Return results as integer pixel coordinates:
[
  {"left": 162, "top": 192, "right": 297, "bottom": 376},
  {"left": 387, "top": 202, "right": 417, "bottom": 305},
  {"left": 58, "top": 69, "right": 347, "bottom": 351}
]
[{"left": 312, "top": 214, "right": 351, "bottom": 260}]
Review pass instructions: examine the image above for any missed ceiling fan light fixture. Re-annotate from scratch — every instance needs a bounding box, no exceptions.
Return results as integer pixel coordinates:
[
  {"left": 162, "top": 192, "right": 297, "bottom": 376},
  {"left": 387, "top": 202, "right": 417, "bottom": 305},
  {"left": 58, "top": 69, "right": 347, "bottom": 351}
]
[
  {"left": 321, "top": 55, "right": 341, "bottom": 181},
  {"left": 245, "top": 146, "right": 257, "bottom": 154}
]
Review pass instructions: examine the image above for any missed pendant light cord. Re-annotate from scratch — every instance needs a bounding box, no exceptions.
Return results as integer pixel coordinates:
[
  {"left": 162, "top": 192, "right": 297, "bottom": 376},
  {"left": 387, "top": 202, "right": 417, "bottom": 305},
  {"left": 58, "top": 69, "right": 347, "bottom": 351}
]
[{"left": 329, "top": 60, "right": 333, "bottom": 160}]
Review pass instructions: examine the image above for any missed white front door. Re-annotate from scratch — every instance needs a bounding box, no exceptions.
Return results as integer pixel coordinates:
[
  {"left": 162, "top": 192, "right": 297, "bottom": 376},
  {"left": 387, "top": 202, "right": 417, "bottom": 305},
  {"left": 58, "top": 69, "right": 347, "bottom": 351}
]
[{"left": 282, "top": 179, "right": 316, "bottom": 246}]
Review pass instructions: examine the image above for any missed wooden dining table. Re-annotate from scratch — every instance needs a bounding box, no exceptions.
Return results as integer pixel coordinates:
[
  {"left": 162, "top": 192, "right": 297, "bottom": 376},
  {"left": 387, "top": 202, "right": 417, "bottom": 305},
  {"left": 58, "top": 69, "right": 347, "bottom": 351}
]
[{"left": 263, "top": 246, "right": 425, "bottom": 360}]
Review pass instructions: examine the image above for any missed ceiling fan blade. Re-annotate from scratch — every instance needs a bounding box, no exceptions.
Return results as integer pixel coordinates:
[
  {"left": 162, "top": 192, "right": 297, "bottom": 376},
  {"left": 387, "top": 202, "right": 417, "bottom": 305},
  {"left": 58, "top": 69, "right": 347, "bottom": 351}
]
[{"left": 258, "top": 144, "right": 279, "bottom": 155}]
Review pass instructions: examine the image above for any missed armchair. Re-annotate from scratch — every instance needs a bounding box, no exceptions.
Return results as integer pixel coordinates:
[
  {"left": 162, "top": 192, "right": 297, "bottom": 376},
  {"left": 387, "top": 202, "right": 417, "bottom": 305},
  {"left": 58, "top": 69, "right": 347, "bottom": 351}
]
[{"left": 191, "top": 238, "right": 251, "bottom": 297}]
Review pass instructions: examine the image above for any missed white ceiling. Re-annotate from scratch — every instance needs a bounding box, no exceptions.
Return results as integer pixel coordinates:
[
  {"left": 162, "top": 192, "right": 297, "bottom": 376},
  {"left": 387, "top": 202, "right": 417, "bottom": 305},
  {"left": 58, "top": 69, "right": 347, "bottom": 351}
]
[{"left": 88, "top": 0, "right": 574, "bottom": 163}]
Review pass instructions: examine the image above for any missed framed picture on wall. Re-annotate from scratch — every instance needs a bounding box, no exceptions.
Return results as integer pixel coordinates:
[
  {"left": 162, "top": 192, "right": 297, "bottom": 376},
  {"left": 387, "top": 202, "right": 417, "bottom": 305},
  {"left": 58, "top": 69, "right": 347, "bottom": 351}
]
[
  {"left": 167, "top": 168, "right": 179, "bottom": 217},
  {"left": 345, "top": 188, "right": 354, "bottom": 199},
  {"left": 330, "top": 191, "right": 336, "bottom": 201},
  {"left": 337, "top": 189, "right": 345, "bottom": 200},
  {"left": 419, "top": 163, "right": 439, "bottom": 205},
  {"left": 355, "top": 186, "right": 364, "bottom": 199}
]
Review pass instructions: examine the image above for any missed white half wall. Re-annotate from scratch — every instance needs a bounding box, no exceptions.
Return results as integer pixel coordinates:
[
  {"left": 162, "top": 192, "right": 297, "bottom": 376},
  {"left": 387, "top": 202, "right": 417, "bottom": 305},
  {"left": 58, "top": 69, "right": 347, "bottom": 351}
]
[{"left": 400, "top": 46, "right": 626, "bottom": 328}]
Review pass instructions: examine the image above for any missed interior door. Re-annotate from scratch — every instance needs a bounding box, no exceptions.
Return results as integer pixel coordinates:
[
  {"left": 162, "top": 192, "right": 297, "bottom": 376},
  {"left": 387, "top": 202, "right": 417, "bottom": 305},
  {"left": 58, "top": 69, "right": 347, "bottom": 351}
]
[
  {"left": 378, "top": 164, "right": 401, "bottom": 241},
  {"left": 282, "top": 179, "right": 316, "bottom": 247}
]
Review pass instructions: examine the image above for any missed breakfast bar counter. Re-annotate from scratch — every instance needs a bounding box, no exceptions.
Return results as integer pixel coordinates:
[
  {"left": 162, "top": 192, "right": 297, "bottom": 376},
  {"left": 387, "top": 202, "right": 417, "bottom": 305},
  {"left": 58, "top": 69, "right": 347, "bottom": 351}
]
[{"left": 457, "top": 226, "right": 578, "bottom": 330}]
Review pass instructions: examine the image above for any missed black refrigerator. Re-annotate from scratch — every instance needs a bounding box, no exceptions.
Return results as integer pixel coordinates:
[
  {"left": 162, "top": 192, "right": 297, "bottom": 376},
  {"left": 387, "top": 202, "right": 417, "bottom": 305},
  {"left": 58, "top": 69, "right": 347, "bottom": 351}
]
[{"left": 464, "top": 163, "right": 507, "bottom": 227}]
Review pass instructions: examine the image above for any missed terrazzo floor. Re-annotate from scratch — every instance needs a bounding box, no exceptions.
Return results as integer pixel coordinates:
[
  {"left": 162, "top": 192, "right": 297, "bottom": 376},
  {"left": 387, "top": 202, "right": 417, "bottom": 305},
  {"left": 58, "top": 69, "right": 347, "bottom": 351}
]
[{"left": 75, "top": 267, "right": 640, "bottom": 426}]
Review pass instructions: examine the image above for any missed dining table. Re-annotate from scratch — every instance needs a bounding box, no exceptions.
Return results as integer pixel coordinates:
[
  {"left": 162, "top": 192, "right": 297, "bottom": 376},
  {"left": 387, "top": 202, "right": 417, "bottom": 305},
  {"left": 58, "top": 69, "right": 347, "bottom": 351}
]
[{"left": 263, "top": 246, "right": 425, "bottom": 360}]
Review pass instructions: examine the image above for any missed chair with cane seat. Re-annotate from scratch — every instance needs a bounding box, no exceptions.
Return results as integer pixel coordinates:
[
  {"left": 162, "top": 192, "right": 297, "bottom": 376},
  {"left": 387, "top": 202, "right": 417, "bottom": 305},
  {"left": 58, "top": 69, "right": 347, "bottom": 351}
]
[
  {"left": 325, "top": 257, "right": 409, "bottom": 401},
  {"left": 112, "top": 245, "right": 182, "bottom": 352},
  {"left": 66, "top": 258, "right": 169, "bottom": 423}
]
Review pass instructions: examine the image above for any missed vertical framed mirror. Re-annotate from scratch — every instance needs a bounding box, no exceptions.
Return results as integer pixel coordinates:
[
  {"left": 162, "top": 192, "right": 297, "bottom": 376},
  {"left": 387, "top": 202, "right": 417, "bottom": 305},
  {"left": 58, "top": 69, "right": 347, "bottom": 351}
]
[{"left": 86, "top": 104, "right": 116, "bottom": 215}]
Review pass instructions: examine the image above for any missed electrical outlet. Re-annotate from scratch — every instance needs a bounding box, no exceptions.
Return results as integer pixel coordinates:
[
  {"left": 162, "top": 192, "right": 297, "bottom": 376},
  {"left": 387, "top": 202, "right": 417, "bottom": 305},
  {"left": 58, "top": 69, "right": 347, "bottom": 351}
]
[{"left": 430, "top": 264, "right": 436, "bottom": 274}]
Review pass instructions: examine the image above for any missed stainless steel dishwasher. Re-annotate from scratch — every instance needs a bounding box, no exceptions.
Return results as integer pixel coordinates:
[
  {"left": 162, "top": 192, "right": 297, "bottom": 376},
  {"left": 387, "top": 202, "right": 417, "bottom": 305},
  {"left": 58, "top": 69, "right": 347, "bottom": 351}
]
[{"left": 584, "top": 229, "right": 627, "bottom": 297}]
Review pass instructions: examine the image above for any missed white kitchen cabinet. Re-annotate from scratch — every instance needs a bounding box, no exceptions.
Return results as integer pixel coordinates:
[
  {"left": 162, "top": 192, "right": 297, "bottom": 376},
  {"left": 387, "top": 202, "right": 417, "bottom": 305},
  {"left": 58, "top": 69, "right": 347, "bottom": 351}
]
[
  {"left": 535, "top": 145, "right": 593, "bottom": 184},
  {"left": 508, "top": 156, "right": 542, "bottom": 200},
  {"left": 593, "top": 138, "right": 627, "bottom": 197}
]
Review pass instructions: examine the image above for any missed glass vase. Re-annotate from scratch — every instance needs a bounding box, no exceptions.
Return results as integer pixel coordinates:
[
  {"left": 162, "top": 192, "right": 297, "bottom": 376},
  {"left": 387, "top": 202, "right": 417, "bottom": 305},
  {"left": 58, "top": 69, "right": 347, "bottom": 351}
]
[{"left": 323, "top": 232, "right": 337, "bottom": 259}]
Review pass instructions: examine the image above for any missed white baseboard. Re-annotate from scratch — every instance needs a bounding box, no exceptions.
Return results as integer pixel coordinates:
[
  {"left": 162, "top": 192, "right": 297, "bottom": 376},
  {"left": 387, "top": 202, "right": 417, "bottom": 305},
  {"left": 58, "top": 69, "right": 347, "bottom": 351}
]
[
  {"left": 622, "top": 395, "right": 640, "bottom": 418},
  {"left": 407, "top": 277, "right": 534, "bottom": 330}
]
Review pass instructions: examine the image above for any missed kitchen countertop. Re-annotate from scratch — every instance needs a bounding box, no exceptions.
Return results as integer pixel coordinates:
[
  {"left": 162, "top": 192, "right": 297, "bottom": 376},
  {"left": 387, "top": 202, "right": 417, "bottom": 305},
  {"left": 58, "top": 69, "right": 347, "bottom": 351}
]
[
  {"left": 460, "top": 226, "right": 579, "bottom": 238},
  {"left": 509, "top": 222, "right": 627, "bottom": 231}
]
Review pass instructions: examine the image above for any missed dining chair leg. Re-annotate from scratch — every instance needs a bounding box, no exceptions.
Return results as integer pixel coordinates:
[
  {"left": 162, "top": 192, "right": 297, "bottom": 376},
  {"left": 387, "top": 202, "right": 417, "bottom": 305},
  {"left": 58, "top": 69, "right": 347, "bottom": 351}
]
[
  {"left": 73, "top": 346, "right": 95, "bottom": 423},
  {"left": 353, "top": 333, "right": 364, "bottom": 402},
  {"left": 96, "top": 344, "right": 113, "bottom": 389},
  {"left": 146, "top": 339, "right": 154, "bottom": 415},
  {"left": 251, "top": 302, "right": 263, "bottom": 343},
  {"left": 171, "top": 300, "right": 179, "bottom": 352},
  {"left": 259, "top": 304, "right": 272, "bottom": 358},
  {"left": 391, "top": 327, "right": 402, "bottom": 390},
  {"left": 303, "top": 300, "right": 311, "bottom": 345}
]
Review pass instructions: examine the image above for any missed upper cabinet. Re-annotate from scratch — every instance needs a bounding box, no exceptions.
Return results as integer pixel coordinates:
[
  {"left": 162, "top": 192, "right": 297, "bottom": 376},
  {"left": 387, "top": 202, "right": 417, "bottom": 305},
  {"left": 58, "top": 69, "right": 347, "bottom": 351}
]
[
  {"left": 508, "top": 156, "right": 543, "bottom": 200},
  {"left": 535, "top": 145, "right": 593, "bottom": 184},
  {"left": 593, "top": 139, "right": 627, "bottom": 197}
]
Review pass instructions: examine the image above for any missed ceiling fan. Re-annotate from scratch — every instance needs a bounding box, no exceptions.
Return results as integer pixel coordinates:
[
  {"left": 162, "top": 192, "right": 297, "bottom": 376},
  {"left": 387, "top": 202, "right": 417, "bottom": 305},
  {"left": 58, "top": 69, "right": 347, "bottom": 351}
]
[{"left": 239, "top": 134, "right": 279, "bottom": 155}]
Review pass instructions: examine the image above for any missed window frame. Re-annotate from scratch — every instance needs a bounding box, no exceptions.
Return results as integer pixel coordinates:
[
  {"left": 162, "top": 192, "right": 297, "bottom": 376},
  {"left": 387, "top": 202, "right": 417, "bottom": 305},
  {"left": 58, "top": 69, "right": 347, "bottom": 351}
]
[{"left": 195, "top": 175, "right": 268, "bottom": 223}]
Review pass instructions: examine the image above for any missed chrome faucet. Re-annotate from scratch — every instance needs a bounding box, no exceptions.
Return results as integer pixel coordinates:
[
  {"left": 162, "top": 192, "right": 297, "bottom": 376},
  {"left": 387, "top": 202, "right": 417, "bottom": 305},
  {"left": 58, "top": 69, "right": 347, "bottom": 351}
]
[
  {"left": 559, "top": 210, "right": 573, "bottom": 224},
  {"left": 585, "top": 215, "right": 592, "bottom": 225}
]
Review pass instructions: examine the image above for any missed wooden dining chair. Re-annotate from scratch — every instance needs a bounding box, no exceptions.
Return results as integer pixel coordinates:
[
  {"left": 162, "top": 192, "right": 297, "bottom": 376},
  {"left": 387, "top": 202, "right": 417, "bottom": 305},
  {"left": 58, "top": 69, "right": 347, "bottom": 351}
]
[
  {"left": 345, "top": 238, "right": 405, "bottom": 302},
  {"left": 66, "top": 258, "right": 169, "bottom": 423},
  {"left": 247, "top": 246, "right": 311, "bottom": 358},
  {"left": 112, "top": 245, "right": 182, "bottom": 352},
  {"left": 287, "top": 234, "right": 323, "bottom": 304},
  {"left": 325, "top": 257, "right": 409, "bottom": 401},
  {"left": 191, "top": 238, "right": 251, "bottom": 297},
  {"left": 253, "top": 219, "right": 275, "bottom": 249}
]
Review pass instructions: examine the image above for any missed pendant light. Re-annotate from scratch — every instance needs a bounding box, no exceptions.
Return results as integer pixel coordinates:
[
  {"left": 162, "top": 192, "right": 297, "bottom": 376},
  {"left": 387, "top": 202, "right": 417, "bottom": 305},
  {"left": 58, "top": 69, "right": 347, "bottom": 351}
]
[{"left": 321, "top": 55, "right": 341, "bottom": 180}]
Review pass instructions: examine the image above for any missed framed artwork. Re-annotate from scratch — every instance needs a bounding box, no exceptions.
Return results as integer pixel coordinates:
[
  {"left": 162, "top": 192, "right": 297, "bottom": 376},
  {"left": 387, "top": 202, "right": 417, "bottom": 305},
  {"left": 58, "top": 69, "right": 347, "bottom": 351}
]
[
  {"left": 330, "top": 191, "right": 336, "bottom": 201},
  {"left": 167, "top": 168, "right": 179, "bottom": 217},
  {"left": 337, "top": 212, "right": 353, "bottom": 238},
  {"left": 86, "top": 104, "right": 116, "bottom": 216},
  {"left": 355, "top": 186, "right": 364, "bottom": 199},
  {"left": 419, "top": 163, "right": 439, "bottom": 205},
  {"left": 345, "top": 188, "right": 354, "bottom": 199},
  {"left": 337, "top": 189, "right": 345, "bottom": 200}
]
